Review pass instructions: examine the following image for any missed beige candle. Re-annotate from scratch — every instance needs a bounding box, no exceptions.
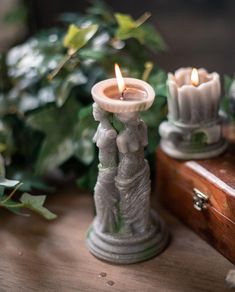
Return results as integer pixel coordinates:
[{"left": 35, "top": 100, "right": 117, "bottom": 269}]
[
  {"left": 167, "top": 67, "right": 221, "bottom": 125},
  {"left": 159, "top": 67, "right": 227, "bottom": 160}
]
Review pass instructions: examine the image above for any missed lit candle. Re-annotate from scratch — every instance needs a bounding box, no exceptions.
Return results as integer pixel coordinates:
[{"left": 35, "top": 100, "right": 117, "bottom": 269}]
[
  {"left": 114, "top": 63, "right": 147, "bottom": 101},
  {"left": 167, "top": 67, "right": 221, "bottom": 124},
  {"left": 91, "top": 64, "right": 154, "bottom": 113}
]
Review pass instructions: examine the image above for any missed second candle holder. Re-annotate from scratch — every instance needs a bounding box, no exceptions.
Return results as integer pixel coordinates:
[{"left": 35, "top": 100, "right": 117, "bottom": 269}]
[{"left": 159, "top": 67, "right": 227, "bottom": 160}]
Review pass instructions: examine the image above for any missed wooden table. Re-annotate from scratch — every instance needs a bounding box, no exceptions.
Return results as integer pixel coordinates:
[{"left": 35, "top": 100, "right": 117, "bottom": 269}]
[{"left": 0, "top": 186, "right": 233, "bottom": 292}]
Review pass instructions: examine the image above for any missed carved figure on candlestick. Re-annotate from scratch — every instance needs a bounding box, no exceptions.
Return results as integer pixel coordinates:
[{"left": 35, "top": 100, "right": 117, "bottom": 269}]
[
  {"left": 115, "top": 111, "right": 151, "bottom": 234},
  {"left": 87, "top": 74, "right": 169, "bottom": 264},
  {"left": 92, "top": 103, "right": 118, "bottom": 233}
]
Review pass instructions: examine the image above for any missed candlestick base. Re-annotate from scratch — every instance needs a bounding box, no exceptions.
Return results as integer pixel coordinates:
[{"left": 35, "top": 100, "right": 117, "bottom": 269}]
[
  {"left": 159, "top": 121, "right": 228, "bottom": 160},
  {"left": 86, "top": 210, "right": 169, "bottom": 264}
]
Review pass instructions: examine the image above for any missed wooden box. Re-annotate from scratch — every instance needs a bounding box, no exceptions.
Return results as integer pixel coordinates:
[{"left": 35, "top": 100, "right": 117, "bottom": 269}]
[{"left": 155, "top": 147, "right": 235, "bottom": 264}]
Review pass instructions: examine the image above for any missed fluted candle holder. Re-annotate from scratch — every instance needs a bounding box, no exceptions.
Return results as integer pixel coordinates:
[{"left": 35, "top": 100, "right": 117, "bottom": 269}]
[
  {"left": 86, "top": 77, "right": 169, "bottom": 264},
  {"left": 159, "top": 67, "right": 227, "bottom": 159}
]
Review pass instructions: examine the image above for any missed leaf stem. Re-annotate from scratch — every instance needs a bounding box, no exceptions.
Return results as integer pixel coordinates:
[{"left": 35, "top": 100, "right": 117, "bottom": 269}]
[
  {"left": 0, "top": 203, "right": 24, "bottom": 208},
  {"left": 136, "top": 12, "right": 151, "bottom": 27},
  {"left": 142, "top": 62, "right": 153, "bottom": 81},
  {"left": 47, "top": 54, "right": 72, "bottom": 81}
]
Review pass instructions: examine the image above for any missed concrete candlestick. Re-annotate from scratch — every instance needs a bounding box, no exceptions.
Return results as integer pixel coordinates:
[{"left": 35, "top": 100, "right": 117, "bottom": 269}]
[{"left": 86, "top": 77, "right": 169, "bottom": 264}]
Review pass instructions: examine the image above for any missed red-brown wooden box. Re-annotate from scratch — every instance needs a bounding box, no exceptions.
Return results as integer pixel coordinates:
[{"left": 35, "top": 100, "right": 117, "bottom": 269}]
[{"left": 155, "top": 146, "right": 235, "bottom": 264}]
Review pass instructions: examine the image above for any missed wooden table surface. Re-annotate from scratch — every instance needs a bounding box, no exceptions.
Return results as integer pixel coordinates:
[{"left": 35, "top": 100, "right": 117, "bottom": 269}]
[{"left": 0, "top": 186, "right": 233, "bottom": 292}]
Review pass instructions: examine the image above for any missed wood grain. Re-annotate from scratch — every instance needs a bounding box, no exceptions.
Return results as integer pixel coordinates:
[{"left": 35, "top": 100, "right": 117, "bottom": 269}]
[
  {"left": 156, "top": 147, "right": 235, "bottom": 265},
  {"left": 0, "top": 186, "right": 233, "bottom": 292}
]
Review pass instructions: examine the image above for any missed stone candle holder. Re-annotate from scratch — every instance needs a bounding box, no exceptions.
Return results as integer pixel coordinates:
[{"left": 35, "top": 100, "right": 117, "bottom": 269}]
[
  {"left": 86, "top": 77, "right": 169, "bottom": 264},
  {"left": 159, "top": 67, "right": 227, "bottom": 159}
]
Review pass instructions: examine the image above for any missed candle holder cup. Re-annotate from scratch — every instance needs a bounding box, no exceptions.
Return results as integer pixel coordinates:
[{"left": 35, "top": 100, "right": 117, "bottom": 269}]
[
  {"left": 86, "top": 78, "right": 169, "bottom": 264},
  {"left": 159, "top": 68, "right": 227, "bottom": 160}
]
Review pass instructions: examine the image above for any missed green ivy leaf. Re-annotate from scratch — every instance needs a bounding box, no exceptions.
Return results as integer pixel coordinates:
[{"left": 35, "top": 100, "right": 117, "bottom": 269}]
[
  {"left": 63, "top": 24, "right": 99, "bottom": 53},
  {"left": 48, "top": 24, "right": 98, "bottom": 80},
  {"left": 115, "top": 13, "right": 166, "bottom": 51},
  {"left": 20, "top": 193, "right": 57, "bottom": 220},
  {"left": 0, "top": 177, "right": 19, "bottom": 188},
  {"left": 115, "top": 13, "right": 144, "bottom": 41},
  {"left": 115, "top": 13, "right": 137, "bottom": 32},
  {"left": 0, "top": 180, "right": 56, "bottom": 219},
  {"left": 1, "top": 198, "right": 22, "bottom": 214},
  {"left": 27, "top": 97, "right": 80, "bottom": 174}
]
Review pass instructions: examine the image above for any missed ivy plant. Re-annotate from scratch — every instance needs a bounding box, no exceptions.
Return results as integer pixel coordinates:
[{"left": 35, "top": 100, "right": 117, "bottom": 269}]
[
  {"left": 0, "top": 1, "right": 168, "bottom": 218},
  {"left": 0, "top": 156, "right": 56, "bottom": 219}
]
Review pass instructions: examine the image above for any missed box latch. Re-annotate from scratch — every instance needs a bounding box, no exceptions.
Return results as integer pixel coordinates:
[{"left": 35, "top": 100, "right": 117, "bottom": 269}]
[{"left": 193, "top": 188, "right": 209, "bottom": 211}]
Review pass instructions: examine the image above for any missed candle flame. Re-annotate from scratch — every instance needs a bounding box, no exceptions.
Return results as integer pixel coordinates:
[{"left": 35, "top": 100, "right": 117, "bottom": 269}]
[
  {"left": 191, "top": 68, "right": 199, "bottom": 86},
  {"left": 115, "top": 63, "right": 125, "bottom": 94}
]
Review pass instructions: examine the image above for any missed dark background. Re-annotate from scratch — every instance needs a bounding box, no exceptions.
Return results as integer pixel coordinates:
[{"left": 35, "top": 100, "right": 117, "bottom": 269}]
[{"left": 27, "top": 0, "right": 235, "bottom": 75}]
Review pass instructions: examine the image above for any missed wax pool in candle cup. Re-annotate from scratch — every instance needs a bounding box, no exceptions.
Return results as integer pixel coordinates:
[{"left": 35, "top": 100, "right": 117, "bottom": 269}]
[
  {"left": 103, "top": 84, "right": 147, "bottom": 101},
  {"left": 110, "top": 63, "right": 147, "bottom": 101}
]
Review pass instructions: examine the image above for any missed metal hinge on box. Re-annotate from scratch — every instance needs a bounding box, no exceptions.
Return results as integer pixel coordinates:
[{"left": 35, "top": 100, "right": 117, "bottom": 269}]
[{"left": 193, "top": 188, "right": 209, "bottom": 211}]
